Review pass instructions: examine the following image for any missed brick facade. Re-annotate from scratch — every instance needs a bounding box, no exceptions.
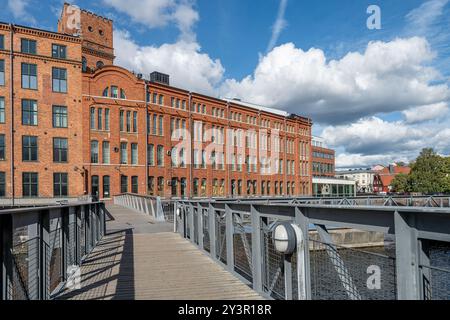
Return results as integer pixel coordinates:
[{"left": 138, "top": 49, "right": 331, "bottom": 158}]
[{"left": 0, "top": 3, "right": 321, "bottom": 201}]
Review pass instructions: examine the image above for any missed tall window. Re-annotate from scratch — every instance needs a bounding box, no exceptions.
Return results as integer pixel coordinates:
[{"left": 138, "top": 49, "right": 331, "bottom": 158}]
[
  {"left": 157, "top": 177, "right": 164, "bottom": 195},
  {"left": 52, "top": 67, "right": 67, "bottom": 93},
  {"left": 157, "top": 145, "right": 164, "bottom": 166},
  {"left": 120, "top": 142, "right": 128, "bottom": 164},
  {"left": 131, "top": 176, "right": 138, "bottom": 194},
  {"left": 120, "top": 89, "right": 126, "bottom": 99},
  {"left": 22, "top": 99, "right": 38, "bottom": 125},
  {"left": 103, "top": 176, "right": 110, "bottom": 198},
  {"left": 53, "top": 173, "right": 68, "bottom": 197},
  {"left": 53, "top": 138, "right": 68, "bottom": 162},
  {"left": 0, "top": 35, "right": 4, "bottom": 50},
  {"left": 158, "top": 116, "right": 163, "bottom": 136},
  {"left": 120, "top": 110, "right": 124, "bottom": 131},
  {"left": 91, "top": 140, "right": 99, "bottom": 163},
  {"left": 0, "top": 172, "right": 5, "bottom": 197},
  {"left": 0, "top": 60, "right": 4, "bottom": 86},
  {"left": 0, "top": 97, "right": 4, "bottom": 123},
  {"left": 126, "top": 111, "right": 131, "bottom": 132},
  {"left": 120, "top": 175, "right": 128, "bottom": 193},
  {"left": 102, "top": 141, "right": 110, "bottom": 164},
  {"left": 148, "top": 144, "right": 154, "bottom": 166},
  {"left": 21, "top": 63, "right": 37, "bottom": 89},
  {"left": 52, "top": 44, "right": 67, "bottom": 59},
  {"left": 0, "top": 134, "right": 5, "bottom": 160},
  {"left": 193, "top": 179, "right": 199, "bottom": 197},
  {"left": 90, "top": 107, "right": 95, "bottom": 129},
  {"left": 22, "top": 136, "right": 38, "bottom": 161},
  {"left": 97, "top": 108, "right": 103, "bottom": 130},
  {"left": 21, "top": 39, "right": 37, "bottom": 54},
  {"left": 52, "top": 106, "right": 67, "bottom": 128},
  {"left": 158, "top": 95, "right": 164, "bottom": 105},
  {"left": 23, "top": 172, "right": 38, "bottom": 197},
  {"left": 133, "top": 111, "right": 138, "bottom": 132},
  {"left": 152, "top": 114, "right": 157, "bottom": 135},
  {"left": 82, "top": 57, "right": 87, "bottom": 72},
  {"left": 105, "top": 108, "right": 110, "bottom": 130},
  {"left": 131, "top": 143, "right": 138, "bottom": 165},
  {"left": 148, "top": 177, "right": 154, "bottom": 195}
]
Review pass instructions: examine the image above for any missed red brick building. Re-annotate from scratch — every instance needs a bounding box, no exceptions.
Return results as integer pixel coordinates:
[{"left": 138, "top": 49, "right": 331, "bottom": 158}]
[
  {"left": 311, "top": 136, "right": 335, "bottom": 177},
  {"left": 373, "top": 165, "right": 411, "bottom": 193},
  {"left": 0, "top": 3, "right": 319, "bottom": 201}
]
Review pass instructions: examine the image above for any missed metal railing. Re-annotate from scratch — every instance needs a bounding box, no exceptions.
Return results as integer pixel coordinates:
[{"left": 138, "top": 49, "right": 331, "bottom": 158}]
[
  {"left": 113, "top": 193, "right": 174, "bottom": 222},
  {"left": 174, "top": 200, "right": 450, "bottom": 300},
  {"left": 0, "top": 202, "right": 106, "bottom": 300}
]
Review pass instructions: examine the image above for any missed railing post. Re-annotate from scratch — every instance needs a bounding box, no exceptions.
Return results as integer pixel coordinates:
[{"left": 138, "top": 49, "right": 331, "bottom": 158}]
[
  {"left": 197, "top": 203, "right": 204, "bottom": 250},
  {"left": 209, "top": 204, "right": 216, "bottom": 259},
  {"left": 0, "top": 214, "right": 12, "bottom": 300},
  {"left": 295, "top": 207, "right": 311, "bottom": 300},
  {"left": 284, "top": 254, "right": 293, "bottom": 300},
  {"left": 25, "top": 211, "right": 41, "bottom": 300},
  {"left": 40, "top": 210, "right": 50, "bottom": 300},
  {"left": 225, "top": 204, "right": 234, "bottom": 272},
  {"left": 250, "top": 205, "right": 263, "bottom": 294},
  {"left": 394, "top": 210, "right": 421, "bottom": 300},
  {"left": 189, "top": 203, "right": 195, "bottom": 242}
]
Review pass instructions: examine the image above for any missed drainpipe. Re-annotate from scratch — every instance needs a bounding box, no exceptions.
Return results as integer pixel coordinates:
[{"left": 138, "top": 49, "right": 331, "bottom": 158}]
[
  {"left": 188, "top": 92, "right": 193, "bottom": 199},
  {"left": 9, "top": 25, "right": 14, "bottom": 206},
  {"left": 145, "top": 81, "right": 149, "bottom": 195},
  {"left": 284, "top": 117, "right": 287, "bottom": 196}
]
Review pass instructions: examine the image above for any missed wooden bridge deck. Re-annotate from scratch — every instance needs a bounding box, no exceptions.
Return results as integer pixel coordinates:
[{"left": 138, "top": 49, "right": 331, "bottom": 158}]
[{"left": 57, "top": 204, "right": 263, "bottom": 300}]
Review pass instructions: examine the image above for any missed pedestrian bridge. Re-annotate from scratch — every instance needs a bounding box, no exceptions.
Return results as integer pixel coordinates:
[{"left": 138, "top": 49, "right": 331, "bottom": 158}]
[{"left": 1, "top": 194, "right": 449, "bottom": 300}]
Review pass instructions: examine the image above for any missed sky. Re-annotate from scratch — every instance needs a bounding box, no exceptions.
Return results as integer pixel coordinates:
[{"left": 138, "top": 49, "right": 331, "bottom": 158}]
[{"left": 1, "top": 0, "right": 450, "bottom": 169}]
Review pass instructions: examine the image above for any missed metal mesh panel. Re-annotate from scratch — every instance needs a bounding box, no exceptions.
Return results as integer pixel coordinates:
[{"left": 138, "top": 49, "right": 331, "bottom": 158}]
[
  {"left": 262, "top": 222, "right": 286, "bottom": 300},
  {"left": 48, "top": 218, "right": 63, "bottom": 294},
  {"left": 66, "top": 217, "right": 76, "bottom": 267},
  {"left": 422, "top": 241, "right": 450, "bottom": 300},
  {"left": 79, "top": 209, "right": 86, "bottom": 260},
  {"left": 215, "top": 211, "right": 227, "bottom": 264},
  {"left": 162, "top": 201, "right": 175, "bottom": 223},
  {"left": 194, "top": 208, "right": 199, "bottom": 245},
  {"left": 233, "top": 214, "right": 253, "bottom": 282},
  {"left": 202, "top": 209, "right": 210, "bottom": 253},
  {"left": 309, "top": 239, "right": 397, "bottom": 300},
  {"left": 185, "top": 208, "right": 191, "bottom": 240}
]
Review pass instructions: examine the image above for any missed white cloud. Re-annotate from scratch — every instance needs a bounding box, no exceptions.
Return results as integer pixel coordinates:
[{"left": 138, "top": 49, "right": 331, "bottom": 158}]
[
  {"left": 402, "top": 102, "right": 449, "bottom": 123},
  {"left": 267, "top": 0, "right": 288, "bottom": 52},
  {"left": 221, "top": 37, "right": 449, "bottom": 125},
  {"left": 406, "top": 0, "right": 449, "bottom": 35},
  {"left": 114, "top": 30, "right": 224, "bottom": 95},
  {"left": 103, "top": 0, "right": 198, "bottom": 40},
  {"left": 335, "top": 153, "right": 409, "bottom": 169},
  {"left": 7, "top": 0, "right": 36, "bottom": 23}
]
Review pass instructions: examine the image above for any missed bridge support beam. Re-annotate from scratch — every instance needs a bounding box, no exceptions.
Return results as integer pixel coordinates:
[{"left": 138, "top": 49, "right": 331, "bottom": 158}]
[{"left": 250, "top": 205, "right": 263, "bottom": 294}]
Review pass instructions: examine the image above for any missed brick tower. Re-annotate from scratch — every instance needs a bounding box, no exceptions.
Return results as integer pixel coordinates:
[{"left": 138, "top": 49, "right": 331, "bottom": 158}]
[{"left": 58, "top": 2, "right": 115, "bottom": 71}]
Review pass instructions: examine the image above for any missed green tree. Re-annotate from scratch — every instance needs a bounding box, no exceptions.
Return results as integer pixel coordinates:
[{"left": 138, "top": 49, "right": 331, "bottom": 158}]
[
  {"left": 391, "top": 173, "right": 410, "bottom": 193},
  {"left": 408, "top": 148, "right": 448, "bottom": 194}
]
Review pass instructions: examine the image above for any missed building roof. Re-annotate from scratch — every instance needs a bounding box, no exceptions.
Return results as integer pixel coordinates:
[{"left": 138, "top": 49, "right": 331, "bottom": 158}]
[{"left": 221, "top": 98, "right": 291, "bottom": 117}]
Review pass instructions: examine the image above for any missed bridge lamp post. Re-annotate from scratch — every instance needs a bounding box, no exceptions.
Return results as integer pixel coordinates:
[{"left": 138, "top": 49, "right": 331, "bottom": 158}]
[{"left": 272, "top": 222, "right": 307, "bottom": 300}]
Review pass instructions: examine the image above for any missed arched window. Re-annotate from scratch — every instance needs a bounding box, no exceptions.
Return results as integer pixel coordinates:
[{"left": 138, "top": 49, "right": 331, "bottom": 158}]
[
  {"left": 120, "top": 88, "right": 126, "bottom": 99},
  {"left": 96, "top": 61, "right": 104, "bottom": 69},
  {"left": 82, "top": 57, "right": 87, "bottom": 72},
  {"left": 102, "top": 87, "right": 109, "bottom": 97}
]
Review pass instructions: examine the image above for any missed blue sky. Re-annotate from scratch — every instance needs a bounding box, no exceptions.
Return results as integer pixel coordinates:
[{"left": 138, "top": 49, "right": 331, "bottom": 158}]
[{"left": 1, "top": 0, "right": 450, "bottom": 168}]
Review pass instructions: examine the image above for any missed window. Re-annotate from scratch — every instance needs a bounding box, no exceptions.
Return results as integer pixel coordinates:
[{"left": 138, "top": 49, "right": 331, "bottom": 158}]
[
  {"left": 97, "top": 108, "right": 103, "bottom": 130},
  {"left": 102, "top": 87, "right": 109, "bottom": 97},
  {"left": 21, "top": 39, "right": 36, "bottom": 54},
  {"left": 96, "top": 61, "right": 104, "bottom": 69},
  {"left": 157, "top": 177, "right": 164, "bottom": 195},
  {"left": 105, "top": 108, "right": 110, "bottom": 130},
  {"left": 103, "top": 176, "right": 110, "bottom": 198},
  {"left": 152, "top": 93, "right": 157, "bottom": 104},
  {"left": 52, "top": 106, "right": 67, "bottom": 128},
  {"left": 148, "top": 176, "right": 154, "bottom": 195},
  {"left": 120, "top": 110, "right": 124, "bottom": 131},
  {"left": 102, "top": 141, "right": 110, "bottom": 164},
  {"left": 126, "top": 111, "right": 131, "bottom": 132},
  {"left": 131, "top": 176, "right": 139, "bottom": 194},
  {"left": 23, "top": 172, "right": 38, "bottom": 197},
  {"left": 201, "top": 179, "right": 207, "bottom": 197},
  {"left": 111, "top": 86, "right": 118, "bottom": 98},
  {"left": 193, "top": 179, "right": 199, "bottom": 197},
  {"left": 133, "top": 111, "right": 137, "bottom": 132},
  {"left": 0, "top": 172, "right": 5, "bottom": 197},
  {"left": 157, "top": 145, "right": 164, "bottom": 166},
  {"left": 52, "top": 67, "right": 67, "bottom": 93},
  {"left": 120, "top": 175, "right": 128, "bottom": 193},
  {"left": 22, "top": 99, "right": 38, "bottom": 126},
  {"left": 131, "top": 143, "right": 138, "bottom": 165},
  {"left": 22, "top": 136, "right": 38, "bottom": 161},
  {"left": 0, "top": 134, "right": 5, "bottom": 160},
  {"left": 158, "top": 94, "right": 164, "bottom": 105},
  {"left": 0, "top": 35, "right": 4, "bottom": 50},
  {"left": 120, "top": 142, "right": 128, "bottom": 164},
  {"left": 152, "top": 114, "right": 157, "bottom": 135},
  {"left": 53, "top": 138, "right": 68, "bottom": 162},
  {"left": 52, "top": 44, "right": 67, "bottom": 59},
  {"left": 0, "top": 60, "right": 4, "bottom": 86},
  {"left": 53, "top": 173, "right": 68, "bottom": 197},
  {"left": 21, "top": 63, "right": 37, "bottom": 89},
  {"left": 82, "top": 57, "right": 87, "bottom": 72},
  {"left": 90, "top": 107, "right": 95, "bottom": 129},
  {"left": 120, "top": 89, "right": 126, "bottom": 99},
  {"left": 91, "top": 140, "right": 98, "bottom": 163},
  {"left": 148, "top": 144, "right": 154, "bottom": 166},
  {"left": 0, "top": 97, "right": 4, "bottom": 123}
]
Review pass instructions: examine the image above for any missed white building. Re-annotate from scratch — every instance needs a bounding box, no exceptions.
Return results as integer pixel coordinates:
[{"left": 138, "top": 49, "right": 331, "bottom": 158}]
[
  {"left": 312, "top": 177, "right": 356, "bottom": 197},
  {"left": 335, "top": 169, "right": 376, "bottom": 193}
]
